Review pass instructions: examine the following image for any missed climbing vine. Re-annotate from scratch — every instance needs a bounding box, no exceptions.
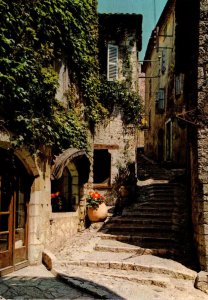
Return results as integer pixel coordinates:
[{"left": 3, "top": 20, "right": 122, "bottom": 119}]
[
  {"left": 0, "top": 1, "right": 142, "bottom": 154},
  {"left": 98, "top": 14, "right": 143, "bottom": 125},
  {"left": 0, "top": 0, "right": 105, "bottom": 153},
  {"left": 99, "top": 78, "right": 142, "bottom": 125}
]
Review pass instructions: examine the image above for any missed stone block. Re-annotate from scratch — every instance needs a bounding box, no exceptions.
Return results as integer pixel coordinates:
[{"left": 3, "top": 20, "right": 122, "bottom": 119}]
[
  {"left": 121, "top": 262, "right": 135, "bottom": 271},
  {"left": 195, "top": 271, "right": 208, "bottom": 294},
  {"left": 109, "top": 262, "right": 122, "bottom": 269},
  {"left": 97, "top": 261, "right": 110, "bottom": 269},
  {"left": 87, "top": 261, "right": 98, "bottom": 268}
]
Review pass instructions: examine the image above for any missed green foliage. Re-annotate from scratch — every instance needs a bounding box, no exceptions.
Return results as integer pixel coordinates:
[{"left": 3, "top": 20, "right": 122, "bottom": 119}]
[
  {"left": 99, "top": 79, "right": 142, "bottom": 125},
  {"left": 0, "top": 0, "right": 103, "bottom": 153}
]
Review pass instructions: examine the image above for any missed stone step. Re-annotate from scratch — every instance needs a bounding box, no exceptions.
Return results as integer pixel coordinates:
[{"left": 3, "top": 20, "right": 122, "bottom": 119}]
[
  {"left": 58, "top": 265, "right": 196, "bottom": 294},
  {"left": 123, "top": 211, "right": 173, "bottom": 218},
  {"left": 94, "top": 239, "right": 175, "bottom": 256},
  {"left": 129, "top": 202, "right": 176, "bottom": 209},
  {"left": 100, "top": 233, "right": 178, "bottom": 247},
  {"left": 106, "top": 217, "right": 172, "bottom": 225},
  {"left": 104, "top": 223, "right": 174, "bottom": 232},
  {"left": 140, "top": 191, "right": 184, "bottom": 197},
  {"left": 123, "top": 207, "right": 174, "bottom": 214},
  {"left": 58, "top": 253, "right": 196, "bottom": 281}
]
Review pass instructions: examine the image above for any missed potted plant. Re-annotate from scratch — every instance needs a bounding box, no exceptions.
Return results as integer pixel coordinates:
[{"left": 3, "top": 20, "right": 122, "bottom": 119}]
[{"left": 86, "top": 191, "right": 108, "bottom": 222}]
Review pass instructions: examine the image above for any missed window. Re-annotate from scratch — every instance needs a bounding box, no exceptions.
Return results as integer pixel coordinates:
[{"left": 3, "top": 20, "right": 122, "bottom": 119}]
[
  {"left": 107, "top": 44, "right": 118, "bottom": 81},
  {"left": 156, "top": 88, "right": 165, "bottom": 112},
  {"left": 175, "top": 73, "right": 184, "bottom": 96}
]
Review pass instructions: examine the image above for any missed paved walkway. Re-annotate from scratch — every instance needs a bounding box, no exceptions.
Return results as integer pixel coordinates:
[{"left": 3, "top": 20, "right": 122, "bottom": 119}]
[
  {"left": 0, "top": 265, "right": 94, "bottom": 299},
  {"left": 1, "top": 226, "right": 208, "bottom": 299}
]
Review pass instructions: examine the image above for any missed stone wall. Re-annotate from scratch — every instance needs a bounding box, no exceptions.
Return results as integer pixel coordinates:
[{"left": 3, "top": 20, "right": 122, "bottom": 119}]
[
  {"left": 27, "top": 154, "right": 51, "bottom": 265},
  {"left": 46, "top": 212, "right": 79, "bottom": 251},
  {"left": 94, "top": 109, "right": 136, "bottom": 185},
  {"left": 190, "top": 0, "right": 208, "bottom": 270}
]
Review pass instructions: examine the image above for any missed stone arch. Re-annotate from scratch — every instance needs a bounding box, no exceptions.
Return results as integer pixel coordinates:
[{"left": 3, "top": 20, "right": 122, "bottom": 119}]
[{"left": 0, "top": 129, "right": 39, "bottom": 177}]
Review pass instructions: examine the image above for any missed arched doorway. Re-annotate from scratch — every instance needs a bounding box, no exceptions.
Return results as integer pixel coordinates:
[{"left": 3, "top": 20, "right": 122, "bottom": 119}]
[{"left": 0, "top": 148, "right": 31, "bottom": 274}]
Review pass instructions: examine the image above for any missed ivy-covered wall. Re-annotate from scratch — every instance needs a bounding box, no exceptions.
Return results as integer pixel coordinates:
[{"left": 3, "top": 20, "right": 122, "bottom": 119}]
[{"left": 0, "top": 0, "right": 107, "bottom": 153}]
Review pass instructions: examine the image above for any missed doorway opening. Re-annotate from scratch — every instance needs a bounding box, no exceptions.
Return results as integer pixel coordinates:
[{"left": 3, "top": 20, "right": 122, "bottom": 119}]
[{"left": 93, "top": 149, "right": 111, "bottom": 186}]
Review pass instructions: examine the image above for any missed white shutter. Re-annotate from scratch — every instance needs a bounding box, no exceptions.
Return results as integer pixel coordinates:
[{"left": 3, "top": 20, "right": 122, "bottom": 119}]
[{"left": 107, "top": 44, "right": 118, "bottom": 81}]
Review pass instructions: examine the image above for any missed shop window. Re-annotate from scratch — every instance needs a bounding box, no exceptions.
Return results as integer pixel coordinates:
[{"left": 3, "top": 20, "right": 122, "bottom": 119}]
[
  {"left": 51, "top": 168, "right": 75, "bottom": 212},
  {"left": 93, "top": 150, "right": 111, "bottom": 186}
]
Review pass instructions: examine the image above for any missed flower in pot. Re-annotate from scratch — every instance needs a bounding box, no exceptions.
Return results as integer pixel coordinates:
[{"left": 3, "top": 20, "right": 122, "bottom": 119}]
[{"left": 86, "top": 191, "right": 108, "bottom": 222}]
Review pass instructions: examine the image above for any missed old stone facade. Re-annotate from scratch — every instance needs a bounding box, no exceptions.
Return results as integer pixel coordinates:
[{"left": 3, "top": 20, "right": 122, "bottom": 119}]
[
  {"left": 142, "top": 0, "right": 208, "bottom": 271},
  {"left": 0, "top": 61, "right": 92, "bottom": 275},
  {"left": 143, "top": 0, "right": 187, "bottom": 167},
  {"left": 188, "top": 0, "right": 208, "bottom": 270},
  {"left": 93, "top": 14, "right": 143, "bottom": 197}
]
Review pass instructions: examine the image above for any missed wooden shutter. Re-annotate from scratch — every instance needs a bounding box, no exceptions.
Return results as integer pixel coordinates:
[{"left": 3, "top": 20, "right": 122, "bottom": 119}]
[
  {"left": 156, "top": 88, "right": 165, "bottom": 111},
  {"left": 161, "top": 49, "right": 167, "bottom": 74},
  {"left": 175, "top": 73, "right": 184, "bottom": 96},
  {"left": 107, "top": 44, "right": 118, "bottom": 81},
  {"left": 158, "top": 88, "right": 165, "bottom": 110}
]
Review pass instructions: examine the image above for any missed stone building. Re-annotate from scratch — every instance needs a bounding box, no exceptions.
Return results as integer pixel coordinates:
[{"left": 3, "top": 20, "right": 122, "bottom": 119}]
[
  {"left": 0, "top": 8, "right": 143, "bottom": 275},
  {"left": 142, "top": 0, "right": 187, "bottom": 167},
  {"left": 0, "top": 63, "right": 91, "bottom": 275},
  {"left": 93, "top": 13, "right": 143, "bottom": 196},
  {"left": 142, "top": 0, "right": 208, "bottom": 271},
  {"left": 0, "top": 5, "right": 92, "bottom": 275}
]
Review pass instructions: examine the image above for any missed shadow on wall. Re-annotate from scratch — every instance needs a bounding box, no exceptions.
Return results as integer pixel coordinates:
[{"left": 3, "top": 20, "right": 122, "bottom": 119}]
[{"left": 0, "top": 274, "right": 124, "bottom": 299}]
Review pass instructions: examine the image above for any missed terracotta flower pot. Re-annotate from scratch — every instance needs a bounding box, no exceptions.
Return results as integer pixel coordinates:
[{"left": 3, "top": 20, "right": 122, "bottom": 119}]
[{"left": 87, "top": 202, "right": 108, "bottom": 222}]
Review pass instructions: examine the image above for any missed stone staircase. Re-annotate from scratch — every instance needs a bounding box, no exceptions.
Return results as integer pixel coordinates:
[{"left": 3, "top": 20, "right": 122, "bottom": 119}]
[
  {"left": 97, "top": 183, "right": 187, "bottom": 259},
  {"left": 44, "top": 154, "right": 204, "bottom": 299},
  {"left": 94, "top": 154, "right": 195, "bottom": 267}
]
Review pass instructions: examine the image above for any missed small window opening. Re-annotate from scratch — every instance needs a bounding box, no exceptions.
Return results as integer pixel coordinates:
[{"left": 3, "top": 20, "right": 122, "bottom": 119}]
[{"left": 93, "top": 150, "right": 111, "bottom": 185}]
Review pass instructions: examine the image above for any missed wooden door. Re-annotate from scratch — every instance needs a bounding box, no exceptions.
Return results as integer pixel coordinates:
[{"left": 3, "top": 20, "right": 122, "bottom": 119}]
[{"left": 0, "top": 150, "right": 29, "bottom": 275}]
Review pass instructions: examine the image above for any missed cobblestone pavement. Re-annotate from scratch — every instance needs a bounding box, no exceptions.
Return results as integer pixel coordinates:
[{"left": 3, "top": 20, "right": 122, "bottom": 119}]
[{"left": 0, "top": 265, "right": 95, "bottom": 299}]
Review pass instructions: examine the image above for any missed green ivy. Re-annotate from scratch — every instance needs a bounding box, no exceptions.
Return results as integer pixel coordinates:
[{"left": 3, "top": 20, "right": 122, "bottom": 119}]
[
  {"left": 0, "top": 0, "right": 104, "bottom": 153},
  {"left": 99, "top": 79, "right": 142, "bottom": 125}
]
